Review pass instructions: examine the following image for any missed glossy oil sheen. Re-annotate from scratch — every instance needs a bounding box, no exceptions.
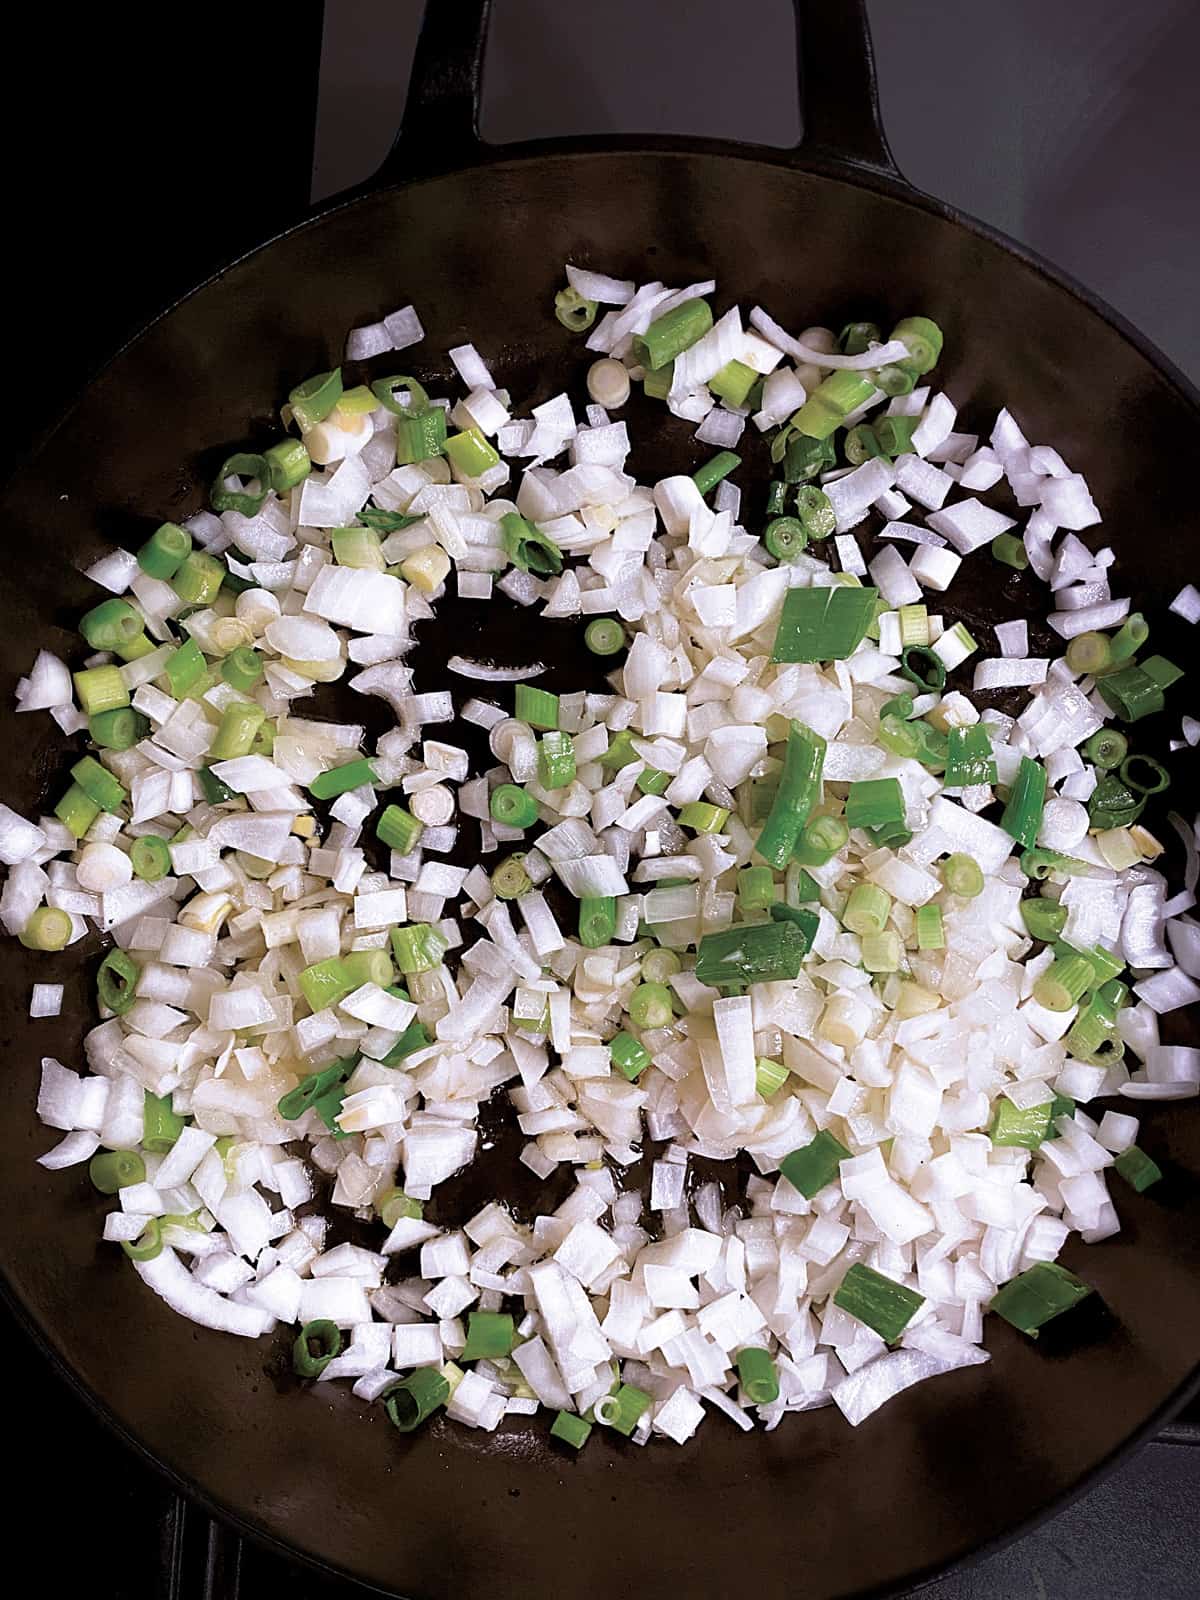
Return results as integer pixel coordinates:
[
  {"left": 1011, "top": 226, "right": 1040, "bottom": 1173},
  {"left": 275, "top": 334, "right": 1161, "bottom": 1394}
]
[{"left": 1, "top": 151, "right": 1199, "bottom": 1599}]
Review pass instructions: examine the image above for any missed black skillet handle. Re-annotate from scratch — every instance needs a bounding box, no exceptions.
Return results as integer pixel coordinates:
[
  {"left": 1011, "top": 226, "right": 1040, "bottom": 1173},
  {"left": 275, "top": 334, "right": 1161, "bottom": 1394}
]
[
  {"left": 375, "top": 0, "right": 907, "bottom": 186},
  {"left": 792, "top": 2, "right": 902, "bottom": 178}
]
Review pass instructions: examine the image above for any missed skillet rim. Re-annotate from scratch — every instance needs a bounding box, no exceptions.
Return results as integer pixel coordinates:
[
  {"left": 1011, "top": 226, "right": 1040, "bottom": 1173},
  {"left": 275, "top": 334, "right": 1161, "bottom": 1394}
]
[{"left": 3, "top": 138, "right": 1200, "bottom": 1597}]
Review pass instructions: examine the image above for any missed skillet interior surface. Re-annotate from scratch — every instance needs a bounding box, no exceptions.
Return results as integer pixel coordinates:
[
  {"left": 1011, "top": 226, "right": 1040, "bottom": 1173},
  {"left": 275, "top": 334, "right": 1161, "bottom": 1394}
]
[{"left": 2, "top": 149, "right": 1199, "bottom": 1599}]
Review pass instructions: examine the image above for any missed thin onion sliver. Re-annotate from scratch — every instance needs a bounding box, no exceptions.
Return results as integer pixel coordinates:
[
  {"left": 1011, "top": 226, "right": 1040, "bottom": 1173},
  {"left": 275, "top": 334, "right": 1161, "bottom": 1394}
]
[{"left": 447, "top": 656, "right": 545, "bottom": 682}]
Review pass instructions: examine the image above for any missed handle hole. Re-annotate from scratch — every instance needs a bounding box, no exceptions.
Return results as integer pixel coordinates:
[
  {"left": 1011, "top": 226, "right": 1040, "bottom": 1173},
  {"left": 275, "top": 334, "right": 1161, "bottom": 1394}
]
[
  {"left": 480, "top": 0, "right": 800, "bottom": 147},
  {"left": 312, "top": 4, "right": 424, "bottom": 201}
]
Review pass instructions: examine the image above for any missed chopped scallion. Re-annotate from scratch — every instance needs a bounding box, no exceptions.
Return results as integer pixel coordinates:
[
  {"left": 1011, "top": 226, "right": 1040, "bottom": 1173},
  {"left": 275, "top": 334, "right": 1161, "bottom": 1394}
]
[
  {"left": 610, "top": 1032, "right": 650, "bottom": 1081},
  {"left": 635, "top": 299, "right": 713, "bottom": 371},
  {"left": 756, "top": 721, "right": 826, "bottom": 868},
  {"left": 579, "top": 896, "right": 617, "bottom": 948},
  {"left": 736, "top": 1347, "right": 780, "bottom": 1404},
  {"left": 835, "top": 1262, "right": 925, "bottom": 1343},
  {"left": 502, "top": 513, "right": 564, "bottom": 577},
  {"left": 1000, "top": 756, "right": 1047, "bottom": 849},
  {"left": 210, "top": 453, "right": 270, "bottom": 517},
  {"left": 1020, "top": 897, "right": 1068, "bottom": 942},
  {"left": 989, "top": 1261, "right": 1092, "bottom": 1338},
  {"left": 915, "top": 903, "right": 944, "bottom": 950},
  {"left": 843, "top": 883, "right": 891, "bottom": 937},
  {"left": 389, "top": 924, "right": 447, "bottom": 976},
  {"left": 97, "top": 948, "right": 140, "bottom": 1015},
  {"left": 692, "top": 450, "right": 740, "bottom": 496},
  {"left": 1114, "top": 1146, "right": 1162, "bottom": 1193},
  {"left": 309, "top": 758, "right": 377, "bottom": 800},
  {"left": 461, "top": 1311, "right": 515, "bottom": 1361},
  {"left": 778, "top": 1129, "right": 850, "bottom": 1199},
  {"left": 550, "top": 1409, "right": 592, "bottom": 1449},
  {"left": 490, "top": 783, "right": 539, "bottom": 829},
  {"left": 944, "top": 723, "right": 996, "bottom": 788},
  {"left": 376, "top": 804, "right": 424, "bottom": 854},
  {"left": 384, "top": 1368, "right": 450, "bottom": 1431},
  {"left": 771, "top": 585, "right": 880, "bottom": 664},
  {"left": 755, "top": 1057, "right": 789, "bottom": 1098},
  {"left": 942, "top": 853, "right": 984, "bottom": 898},
  {"left": 584, "top": 617, "right": 624, "bottom": 656},
  {"left": 289, "top": 370, "right": 343, "bottom": 431},
  {"left": 445, "top": 427, "right": 500, "bottom": 478},
  {"left": 695, "top": 919, "right": 815, "bottom": 986},
  {"left": 491, "top": 855, "right": 532, "bottom": 900},
  {"left": 845, "top": 778, "right": 904, "bottom": 832},
  {"left": 293, "top": 1319, "right": 343, "bottom": 1378},
  {"left": 628, "top": 982, "right": 674, "bottom": 1029},
  {"left": 989, "top": 1098, "right": 1053, "bottom": 1149},
  {"left": 554, "top": 286, "right": 598, "bottom": 333}
]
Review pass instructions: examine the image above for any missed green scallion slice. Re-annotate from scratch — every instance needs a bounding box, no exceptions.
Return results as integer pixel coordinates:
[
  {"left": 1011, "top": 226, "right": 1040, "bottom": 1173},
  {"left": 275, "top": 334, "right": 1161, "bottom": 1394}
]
[
  {"left": 778, "top": 1129, "right": 849, "bottom": 1199},
  {"left": 771, "top": 585, "right": 880, "bottom": 664},
  {"left": 834, "top": 1262, "right": 924, "bottom": 1343},
  {"left": 989, "top": 1261, "right": 1092, "bottom": 1338}
]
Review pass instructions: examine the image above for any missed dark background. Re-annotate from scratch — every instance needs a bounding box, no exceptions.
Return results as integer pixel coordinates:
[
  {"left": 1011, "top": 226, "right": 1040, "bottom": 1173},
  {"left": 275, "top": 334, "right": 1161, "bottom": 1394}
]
[{"left": 3, "top": 3, "right": 1199, "bottom": 1596}]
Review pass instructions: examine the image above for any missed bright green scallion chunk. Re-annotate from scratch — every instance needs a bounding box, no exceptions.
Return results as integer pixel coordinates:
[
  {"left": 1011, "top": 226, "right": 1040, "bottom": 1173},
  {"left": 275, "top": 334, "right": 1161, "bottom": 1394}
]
[
  {"left": 501, "top": 513, "right": 563, "bottom": 576},
  {"left": 263, "top": 437, "right": 311, "bottom": 492},
  {"left": 595, "top": 1382, "right": 652, "bottom": 1437},
  {"left": 376, "top": 804, "right": 424, "bottom": 855},
  {"left": 771, "top": 586, "right": 879, "bottom": 664},
  {"left": 736, "top": 1347, "right": 780, "bottom": 1404},
  {"left": 210, "top": 453, "right": 270, "bottom": 517},
  {"left": 461, "top": 1311, "right": 515, "bottom": 1361},
  {"left": 550, "top": 1409, "right": 592, "bottom": 1449},
  {"left": 989, "top": 1097, "right": 1054, "bottom": 1149},
  {"left": 634, "top": 299, "right": 713, "bottom": 371},
  {"left": 1114, "top": 1146, "right": 1162, "bottom": 1193},
  {"left": 835, "top": 1262, "right": 925, "bottom": 1343},
  {"left": 143, "top": 1091, "right": 186, "bottom": 1153},
  {"left": 695, "top": 919, "right": 816, "bottom": 987},
  {"left": 692, "top": 451, "right": 740, "bottom": 497},
  {"left": 1000, "top": 757, "right": 1048, "bottom": 850},
  {"left": 79, "top": 598, "right": 144, "bottom": 653},
  {"left": 578, "top": 896, "right": 616, "bottom": 948},
  {"left": 584, "top": 618, "right": 624, "bottom": 656},
  {"left": 515, "top": 683, "right": 559, "bottom": 730},
  {"left": 755, "top": 1057, "right": 789, "bottom": 1099},
  {"left": 989, "top": 1261, "right": 1092, "bottom": 1338},
  {"left": 309, "top": 758, "right": 377, "bottom": 800},
  {"left": 444, "top": 428, "right": 500, "bottom": 479},
  {"left": 97, "top": 949, "right": 140, "bottom": 1015},
  {"left": 89, "top": 1149, "right": 145, "bottom": 1194},
  {"left": 490, "top": 784, "right": 539, "bottom": 829},
  {"left": 293, "top": 1319, "right": 343, "bottom": 1378},
  {"left": 628, "top": 982, "right": 674, "bottom": 1030},
  {"left": 298, "top": 958, "right": 356, "bottom": 1012},
  {"left": 390, "top": 923, "right": 448, "bottom": 976},
  {"left": 73, "top": 665, "right": 129, "bottom": 717},
  {"left": 756, "top": 722, "right": 826, "bottom": 869},
  {"left": 137, "top": 523, "right": 193, "bottom": 581},
  {"left": 779, "top": 1130, "right": 850, "bottom": 1200},
  {"left": 384, "top": 1368, "right": 450, "bottom": 1431},
  {"left": 610, "top": 1031, "right": 649, "bottom": 1081}
]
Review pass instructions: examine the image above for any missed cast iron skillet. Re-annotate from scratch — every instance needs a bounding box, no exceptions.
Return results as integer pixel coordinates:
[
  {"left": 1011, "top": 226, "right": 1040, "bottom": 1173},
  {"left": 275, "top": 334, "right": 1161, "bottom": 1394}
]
[{"left": 2, "top": 3, "right": 1199, "bottom": 1595}]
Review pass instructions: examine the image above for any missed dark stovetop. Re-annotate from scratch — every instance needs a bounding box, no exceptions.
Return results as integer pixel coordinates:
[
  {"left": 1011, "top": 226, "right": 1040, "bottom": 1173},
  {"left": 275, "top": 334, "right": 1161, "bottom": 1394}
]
[{"left": 6, "top": 5, "right": 1200, "bottom": 1597}]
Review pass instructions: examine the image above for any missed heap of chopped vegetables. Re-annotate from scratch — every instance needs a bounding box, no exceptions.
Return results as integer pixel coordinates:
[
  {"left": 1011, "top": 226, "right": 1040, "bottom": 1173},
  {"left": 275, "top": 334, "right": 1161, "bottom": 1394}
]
[{"left": 9, "top": 258, "right": 1200, "bottom": 1449}]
